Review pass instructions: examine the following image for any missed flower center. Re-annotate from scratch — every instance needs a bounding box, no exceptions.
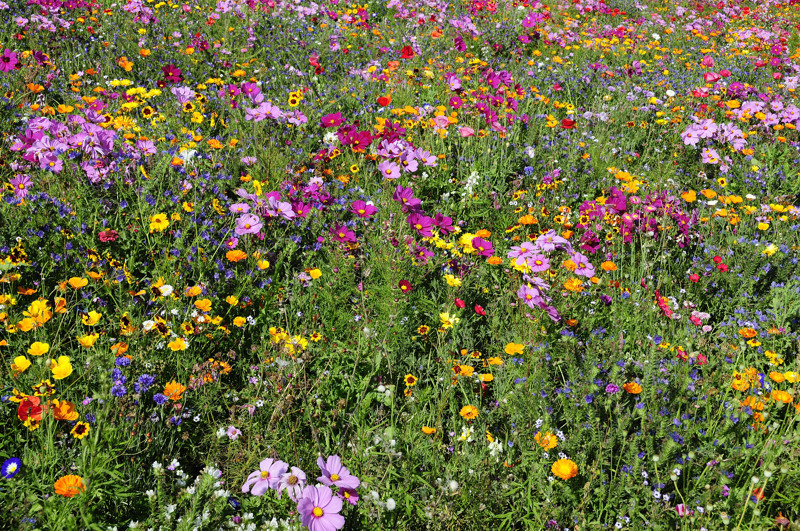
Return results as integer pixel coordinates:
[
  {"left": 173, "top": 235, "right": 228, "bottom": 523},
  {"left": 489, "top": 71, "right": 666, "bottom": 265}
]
[
  {"left": 330, "top": 473, "right": 340, "bottom": 481},
  {"left": 260, "top": 471, "right": 269, "bottom": 479},
  {"left": 312, "top": 507, "right": 324, "bottom": 518},
  {"left": 287, "top": 475, "right": 298, "bottom": 485}
]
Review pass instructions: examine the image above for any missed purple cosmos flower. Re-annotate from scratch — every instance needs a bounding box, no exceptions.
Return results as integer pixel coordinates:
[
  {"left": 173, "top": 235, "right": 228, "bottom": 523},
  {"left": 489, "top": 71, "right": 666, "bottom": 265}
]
[
  {"left": 338, "top": 487, "right": 359, "bottom": 506},
  {"left": 517, "top": 284, "right": 543, "bottom": 309},
  {"left": 528, "top": 254, "right": 550, "bottom": 272},
  {"left": 378, "top": 160, "right": 401, "bottom": 180},
  {"left": 351, "top": 200, "right": 377, "bottom": 218},
  {"left": 571, "top": 252, "right": 595, "bottom": 278},
  {"left": 267, "top": 196, "right": 296, "bottom": 220},
  {"left": 226, "top": 426, "right": 242, "bottom": 440},
  {"left": 235, "top": 214, "right": 263, "bottom": 235},
  {"left": 229, "top": 202, "right": 251, "bottom": 214},
  {"left": 242, "top": 458, "right": 288, "bottom": 495},
  {"left": 277, "top": 466, "right": 307, "bottom": 501},
  {"left": 297, "top": 485, "right": 345, "bottom": 531},
  {"left": 507, "top": 242, "right": 537, "bottom": 260},
  {"left": 9, "top": 174, "right": 32, "bottom": 199},
  {"left": 317, "top": 455, "right": 360, "bottom": 490},
  {"left": 392, "top": 185, "right": 421, "bottom": 212}
]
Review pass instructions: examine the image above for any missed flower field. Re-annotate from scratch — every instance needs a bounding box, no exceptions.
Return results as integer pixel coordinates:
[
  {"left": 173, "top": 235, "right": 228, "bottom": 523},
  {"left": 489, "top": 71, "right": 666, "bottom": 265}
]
[{"left": 1, "top": 0, "right": 800, "bottom": 528}]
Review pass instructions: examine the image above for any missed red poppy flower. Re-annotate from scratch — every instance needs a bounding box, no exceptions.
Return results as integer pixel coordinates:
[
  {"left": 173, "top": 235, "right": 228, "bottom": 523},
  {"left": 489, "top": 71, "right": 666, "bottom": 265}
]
[
  {"left": 712, "top": 255, "right": 722, "bottom": 264},
  {"left": 454, "top": 298, "right": 465, "bottom": 309},
  {"left": 377, "top": 95, "right": 392, "bottom": 107},
  {"left": 561, "top": 119, "right": 576, "bottom": 129},
  {"left": 474, "top": 304, "right": 486, "bottom": 316},
  {"left": 400, "top": 46, "right": 415, "bottom": 59},
  {"left": 717, "top": 263, "right": 728, "bottom": 272},
  {"left": 689, "top": 274, "right": 700, "bottom": 282},
  {"left": 18, "top": 396, "right": 43, "bottom": 422}
]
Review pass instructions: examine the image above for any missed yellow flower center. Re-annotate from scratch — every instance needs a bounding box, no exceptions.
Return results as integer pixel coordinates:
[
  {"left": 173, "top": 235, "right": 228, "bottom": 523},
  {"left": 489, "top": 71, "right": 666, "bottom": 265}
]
[
  {"left": 330, "top": 473, "right": 340, "bottom": 481},
  {"left": 260, "top": 471, "right": 269, "bottom": 479},
  {"left": 287, "top": 475, "right": 298, "bottom": 485},
  {"left": 313, "top": 507, "right": 324, "bottom": 518}
]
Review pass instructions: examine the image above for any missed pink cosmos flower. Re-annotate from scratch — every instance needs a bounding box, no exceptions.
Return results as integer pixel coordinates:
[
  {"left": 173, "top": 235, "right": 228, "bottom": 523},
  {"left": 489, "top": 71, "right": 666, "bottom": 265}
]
[
  {"left": 378, "top": 160, "right": 401, "bottom": 180},
  {"left": 527, "top": 254, "right": 550, "bottom": 273},
  {"left": 297, "top": 485, "right": 345, "bottom": 531},
  {"left": 235, "top": 214, "right": 263, "bottom": 235},
  {"left": 317, "top": 455, "right": 360, "bottom": 489},
  {"left": 458, "top": 126, "right": 475, "bottom": 137},
  {"left": 242, "top": 458, "right": 289, "bottom": 496},
  {"left": 277, "top": 466, "right": 307, "bottom": 501},
  {"left": 570, "top": 252, "right": 595, "bottom": 278}
]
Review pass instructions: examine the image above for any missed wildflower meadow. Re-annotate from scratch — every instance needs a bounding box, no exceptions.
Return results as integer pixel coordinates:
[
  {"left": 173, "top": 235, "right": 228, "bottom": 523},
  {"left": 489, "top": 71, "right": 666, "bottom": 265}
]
[{"left": 1, "top": 0, "right": 800, "bottom": 528}]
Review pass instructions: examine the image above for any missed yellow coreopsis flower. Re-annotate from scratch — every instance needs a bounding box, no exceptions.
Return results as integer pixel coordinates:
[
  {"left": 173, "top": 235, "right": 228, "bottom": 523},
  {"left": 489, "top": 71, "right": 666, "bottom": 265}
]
[
  {"left": 309, "top": 268, "right": 322, "bottom": 279},
  {"left": 149, "top": 213, "right": 169, "bottom": 233},
  {"left": 50, "top": 356, "right": 73, "bottom": 380}
]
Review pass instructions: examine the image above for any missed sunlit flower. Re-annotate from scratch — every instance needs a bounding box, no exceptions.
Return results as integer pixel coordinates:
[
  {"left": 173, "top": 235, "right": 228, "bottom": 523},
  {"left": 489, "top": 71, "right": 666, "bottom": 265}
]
[
  {"left": 551, "top": 459, "right": 578, "bottom": 480},
  {"left": 54, "top": 475, "right": 86, "bottom": 497}
]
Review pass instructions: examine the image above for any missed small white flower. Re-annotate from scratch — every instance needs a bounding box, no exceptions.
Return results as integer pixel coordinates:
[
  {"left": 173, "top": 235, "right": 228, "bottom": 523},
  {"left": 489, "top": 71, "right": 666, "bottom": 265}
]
[{"left": 385, "top": 498, "right": 396, "bottom": 511}]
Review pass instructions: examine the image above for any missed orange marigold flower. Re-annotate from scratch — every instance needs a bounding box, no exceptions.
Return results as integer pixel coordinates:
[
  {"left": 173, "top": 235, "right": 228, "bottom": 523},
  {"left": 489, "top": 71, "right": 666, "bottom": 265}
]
[
  {"left": 564, "top": 278, "right": 584, "bottom": 292},
  {"left": 421, "top": 426, "right": 436, "bottom": 435},
  {"left": 518, "top": 215, "right": 538, "bottom": 225},
  {"left": 535, "top": 431, "right": 558, "bottom": 450},
  {"left": 54, "top": 475, "right": 86, "bottom": 497},
  {"left": 600, "top": 261, "right": 617, "bottom": 272},
  {"left": 487, "top": 256, "right": 503, "bottom": 265},
  {"left": 771, "top": 390, "right": 792, "bottom": 404},
  {"left": 738, "top": 327, "right": 757, "bottom": 339},
  {"left": 459, "top": 405, "right": 479, "bottom": 420},
  {"left": 623, "top": 382, "right": 643, "bottom": 394},
  {"left": 551, "top": 459, "right": 578, "bottom": 480},
  {"left": 226, "top": 250, "right": 247, "bottom": 262}
]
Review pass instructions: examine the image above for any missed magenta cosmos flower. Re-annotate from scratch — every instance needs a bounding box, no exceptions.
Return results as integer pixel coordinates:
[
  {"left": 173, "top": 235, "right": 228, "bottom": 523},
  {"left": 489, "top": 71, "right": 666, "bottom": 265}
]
[
  {"left": 297, "top": 485, "right": 345, "bottom": 531},
  {"left": 316, "top": 455, "right": 360, "bottom": 489},
  {"left": 241, "top": 458, "right": 288, "bottom": 496},
  {"left": 350, "top": 200, "right": 377, "bottom": 218}
]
